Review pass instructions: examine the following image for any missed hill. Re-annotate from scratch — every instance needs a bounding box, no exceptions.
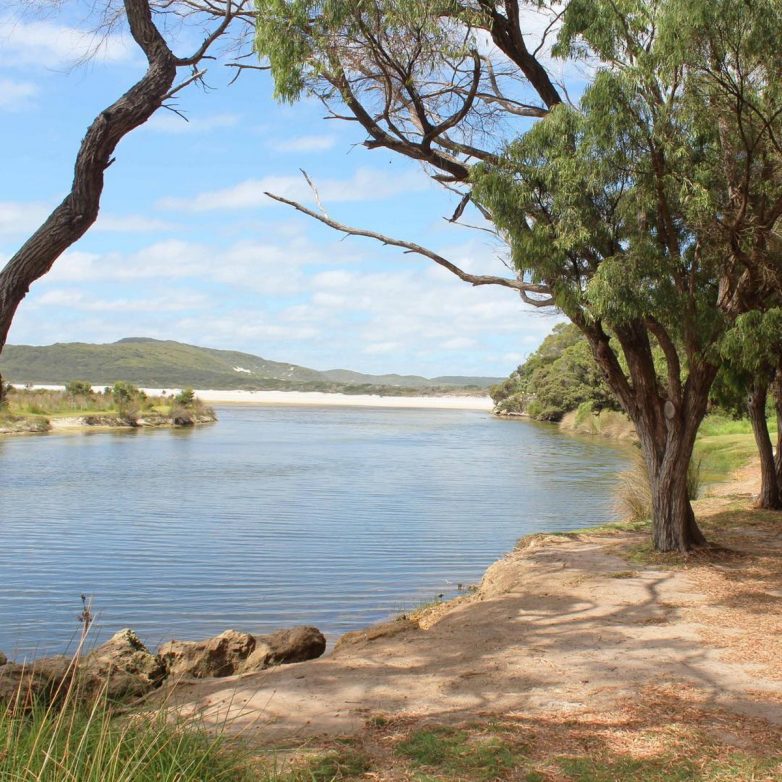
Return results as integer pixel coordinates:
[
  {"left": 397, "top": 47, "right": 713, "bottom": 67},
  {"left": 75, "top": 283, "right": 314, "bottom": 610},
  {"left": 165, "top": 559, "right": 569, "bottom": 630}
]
[{"left": 0, "top": 338, "right": 501, "bottom": 394}]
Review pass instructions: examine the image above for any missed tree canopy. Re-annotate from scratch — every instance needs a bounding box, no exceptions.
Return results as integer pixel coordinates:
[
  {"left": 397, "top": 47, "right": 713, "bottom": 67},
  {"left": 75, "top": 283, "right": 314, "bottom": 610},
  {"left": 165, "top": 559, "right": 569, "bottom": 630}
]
[
  {"left": 491, "top": 323, "right": 618, "bottom": 421},
  {"left": 257, "top": 0, "right": 782, "bottom": 551}
]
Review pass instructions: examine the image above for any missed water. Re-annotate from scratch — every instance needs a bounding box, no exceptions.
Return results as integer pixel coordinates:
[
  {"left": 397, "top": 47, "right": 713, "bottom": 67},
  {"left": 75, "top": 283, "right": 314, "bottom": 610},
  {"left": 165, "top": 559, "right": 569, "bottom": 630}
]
[{"left": 0, "top": 406, "right": 629, "bottom": 657}]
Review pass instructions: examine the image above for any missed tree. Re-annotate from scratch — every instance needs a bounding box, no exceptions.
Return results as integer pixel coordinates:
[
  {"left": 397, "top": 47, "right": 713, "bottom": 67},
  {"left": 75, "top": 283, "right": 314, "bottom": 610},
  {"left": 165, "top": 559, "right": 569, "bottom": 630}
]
[
  {"left": 715, "top": 310, "right": 782, "bottom": 509},
  {"left": 491, "top": 323, "right": 619, "bottom": 420},
  {"left": 257, "top": 0, "right": 782, "bottom": 551},
  {"left": 0, "top": 0, "right": 253, "bottom": 364}
]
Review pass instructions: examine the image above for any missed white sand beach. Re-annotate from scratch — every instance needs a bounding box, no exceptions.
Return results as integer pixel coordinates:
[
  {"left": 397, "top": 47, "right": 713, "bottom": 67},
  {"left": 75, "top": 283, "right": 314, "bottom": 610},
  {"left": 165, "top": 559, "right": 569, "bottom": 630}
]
[
  {"left": 11, "top": 384, "right": 493, "bottom": 410},
  {"left": 152, "top": 389, "right": 494, "bottom": 410}
]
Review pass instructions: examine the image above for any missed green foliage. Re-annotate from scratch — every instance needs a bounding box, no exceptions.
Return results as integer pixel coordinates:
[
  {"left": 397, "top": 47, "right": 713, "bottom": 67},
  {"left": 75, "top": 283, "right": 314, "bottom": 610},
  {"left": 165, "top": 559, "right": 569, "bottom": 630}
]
[
  {"left": 175, "top": 387, "right": 196, "bottom": 406},
  {"left": 111, "top": 381, "right": 144, "bottom": 407},
  {"left": 65, "top": 380, "right": 94, "bottom": 397},
  {"left": 255, "top": 0, "right": 467, "bottom": 103},
  {"left": 492, "top": 324, "right": 618, "bottom": 421},
  {"left": 711, "top": 309, "right": 782, "bottom": 417}
]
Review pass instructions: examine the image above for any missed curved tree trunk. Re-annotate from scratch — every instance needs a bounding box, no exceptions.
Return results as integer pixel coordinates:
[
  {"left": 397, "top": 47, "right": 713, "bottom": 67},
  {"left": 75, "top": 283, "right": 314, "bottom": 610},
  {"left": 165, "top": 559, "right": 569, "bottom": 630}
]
[
  {"left": 0, "top": 0, "right": 178, "bottom": 352},
  {"left": 747, "top": 380, "right": 781, "bottom": 509}
]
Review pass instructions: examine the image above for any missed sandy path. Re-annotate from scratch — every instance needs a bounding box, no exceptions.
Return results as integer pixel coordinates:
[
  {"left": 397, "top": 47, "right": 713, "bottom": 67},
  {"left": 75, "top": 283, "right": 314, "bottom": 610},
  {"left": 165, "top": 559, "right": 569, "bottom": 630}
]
[{"left": 161, "top": 464, "right": 782, "bottom": 746}]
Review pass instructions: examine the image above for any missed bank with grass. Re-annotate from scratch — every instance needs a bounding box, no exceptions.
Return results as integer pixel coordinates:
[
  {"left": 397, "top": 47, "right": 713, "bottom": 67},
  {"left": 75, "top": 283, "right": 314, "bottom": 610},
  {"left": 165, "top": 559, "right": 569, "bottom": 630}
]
[{"left": 0, "top": 383, "right": 216, "bottom": 435}]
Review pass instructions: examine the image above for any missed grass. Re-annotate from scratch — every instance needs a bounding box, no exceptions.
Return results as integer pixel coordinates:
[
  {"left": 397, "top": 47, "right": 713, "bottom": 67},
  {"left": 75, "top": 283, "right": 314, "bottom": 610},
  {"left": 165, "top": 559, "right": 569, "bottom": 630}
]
[
  {"left": 395, "top": 725, "right": 522, "bottom": 781},
  {"left": 0, "top": 695, "right": 253, "bottom": 782}
]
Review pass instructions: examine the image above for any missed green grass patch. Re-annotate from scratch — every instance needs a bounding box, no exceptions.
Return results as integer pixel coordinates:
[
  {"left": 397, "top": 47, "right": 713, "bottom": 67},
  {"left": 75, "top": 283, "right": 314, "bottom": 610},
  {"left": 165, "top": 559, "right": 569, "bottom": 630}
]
[
  {"left": 396, "top": 726, "right": 521, "bottom": 781},
  {"left": 302, "top": 747, "right": 372, "bottom": 781}
]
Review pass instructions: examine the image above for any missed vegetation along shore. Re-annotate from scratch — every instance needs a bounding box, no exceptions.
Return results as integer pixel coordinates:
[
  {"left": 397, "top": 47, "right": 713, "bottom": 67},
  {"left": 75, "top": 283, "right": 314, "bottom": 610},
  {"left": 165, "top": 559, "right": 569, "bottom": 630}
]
[{"left": 0, "top": 382, "right": 216, "bottom": 436}]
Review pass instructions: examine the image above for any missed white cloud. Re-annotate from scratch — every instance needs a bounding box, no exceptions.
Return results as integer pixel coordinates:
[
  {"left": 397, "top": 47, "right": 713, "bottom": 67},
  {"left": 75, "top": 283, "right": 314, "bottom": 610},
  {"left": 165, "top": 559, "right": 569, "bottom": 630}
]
[
  {"left": 0, "top": 77, "right": 39, "bottom": 111},
  {"left": 0, "top": 201, "right": 49, "bottom": 237},
  {"left": 158, "top": 167, "right": 431, "bottom": 212},
  {"left": 0, "top": 15, "right": 135, "bottom": 69},
  {"left": 94, "top": 214, "right": 177, "bottom": 233},
  {"left": 34, "top": 289, "right": 208, "bottom": 313},
  {"left": 269, "top": 134, "right": 338, "bottom": 153},
  {"left": 143, "top": 112, "right": 241, "bottom": 135},
  {"left": 0, "top": 201, "right": 179, "bottom": 239},
  {"left": 10, "top": 230, "right": 560, "bottom": 377}
]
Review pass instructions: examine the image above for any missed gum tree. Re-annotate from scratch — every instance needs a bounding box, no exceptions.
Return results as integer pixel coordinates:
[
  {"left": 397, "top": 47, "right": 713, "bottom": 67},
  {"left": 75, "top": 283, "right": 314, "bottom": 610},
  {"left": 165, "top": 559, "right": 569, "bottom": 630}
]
[{"left": 257, "top": 0, "right": 782, "bottom": 551}]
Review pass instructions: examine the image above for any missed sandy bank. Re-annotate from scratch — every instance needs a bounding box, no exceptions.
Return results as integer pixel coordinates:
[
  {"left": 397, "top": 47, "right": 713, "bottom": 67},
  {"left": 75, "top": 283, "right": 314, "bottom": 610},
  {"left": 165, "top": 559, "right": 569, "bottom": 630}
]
[{"left": 144, "top": 388, "right": 494, "bottom": 411}]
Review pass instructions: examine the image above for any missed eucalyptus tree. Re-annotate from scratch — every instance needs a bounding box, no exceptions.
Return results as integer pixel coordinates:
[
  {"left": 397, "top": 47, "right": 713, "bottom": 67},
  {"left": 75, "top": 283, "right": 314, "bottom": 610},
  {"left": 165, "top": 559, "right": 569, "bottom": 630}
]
[{"left": 257, "top": 0, "right": 782, "bottom": 551}]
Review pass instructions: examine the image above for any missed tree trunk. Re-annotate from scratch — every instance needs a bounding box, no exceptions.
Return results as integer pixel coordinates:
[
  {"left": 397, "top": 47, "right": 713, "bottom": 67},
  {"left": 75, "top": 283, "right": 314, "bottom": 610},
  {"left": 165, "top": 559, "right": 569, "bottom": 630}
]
[
  {"left": 747, "top": 380, "right": 781, "bottom": 509},
  {"left": 582, "top": 322, "right": 713, "bottom": 552},
  {"left": 771, "top": 370, "right": 782, "bottom": 495},
  {"left": 638, "top": 417, "right": 706, "bottom": 552}
]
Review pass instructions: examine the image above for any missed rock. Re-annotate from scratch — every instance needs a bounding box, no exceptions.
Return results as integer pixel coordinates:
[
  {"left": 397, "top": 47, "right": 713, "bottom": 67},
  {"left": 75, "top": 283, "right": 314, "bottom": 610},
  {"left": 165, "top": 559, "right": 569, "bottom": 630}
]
[
  {"left": 334, "top": 617, "right": 415, "bottom": 653},
  {"left": 82, "top": 629, "right": 165, "bottom": 699},
  {"left": 0, "top": 651, "right": 6, "bottom": 667},
  {"left": 240, "top": 626, "right": 327, "bottom": 672},
  {"left": 264, "top": 626, "right": 326, "bottom": 665},
  {"left": 159, "top": 630, "right": 256, "bottom": 679},
  {"left": 238, "top": 642, "right": 272, "bottom": 673},
  {"left": 0, "top": 656, "right": 80, "bottom": 707}
]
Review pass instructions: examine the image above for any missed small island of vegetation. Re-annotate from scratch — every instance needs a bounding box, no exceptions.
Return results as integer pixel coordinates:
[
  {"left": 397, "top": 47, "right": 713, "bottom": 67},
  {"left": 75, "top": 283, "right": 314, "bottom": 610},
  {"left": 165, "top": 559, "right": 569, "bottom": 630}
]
[{"left": 0, "top": 381, "right": 216, "bottom": 436}]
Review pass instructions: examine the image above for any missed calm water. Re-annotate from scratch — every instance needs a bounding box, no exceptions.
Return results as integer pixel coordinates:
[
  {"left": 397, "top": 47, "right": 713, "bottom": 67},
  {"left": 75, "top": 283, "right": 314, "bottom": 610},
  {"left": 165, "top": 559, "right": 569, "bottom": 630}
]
[{"left": 0, "top": 406, "right": 629, "bottom": 657}]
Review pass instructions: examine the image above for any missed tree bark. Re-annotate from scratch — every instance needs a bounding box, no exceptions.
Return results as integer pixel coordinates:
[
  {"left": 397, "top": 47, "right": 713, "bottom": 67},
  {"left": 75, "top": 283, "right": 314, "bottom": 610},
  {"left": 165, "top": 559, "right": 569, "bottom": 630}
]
[
  {"left": 639, "top": 405, "right": 707, "bottom": 552},
  {"left": 0, "top": 0, "right": 177, "bottom": 351},
  {"left": 771, "top": 370, "right": 782, "bottom": 498},
  {"left": 747, "top": 380, "right": 781, "bottom": 509}
]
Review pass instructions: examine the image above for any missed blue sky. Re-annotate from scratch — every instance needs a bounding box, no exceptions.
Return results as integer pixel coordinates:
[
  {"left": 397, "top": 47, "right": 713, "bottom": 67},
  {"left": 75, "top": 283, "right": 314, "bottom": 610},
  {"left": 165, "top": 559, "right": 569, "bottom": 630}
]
[{"left": 0, "top": 4, "right": 565, "bottom": 378}]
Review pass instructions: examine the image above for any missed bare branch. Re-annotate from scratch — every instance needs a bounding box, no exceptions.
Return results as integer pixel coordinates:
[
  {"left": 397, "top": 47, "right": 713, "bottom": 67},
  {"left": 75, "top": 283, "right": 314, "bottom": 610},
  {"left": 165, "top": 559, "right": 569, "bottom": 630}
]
[{"left": 264, "top": 191, "right": 553, "bottom": 301}]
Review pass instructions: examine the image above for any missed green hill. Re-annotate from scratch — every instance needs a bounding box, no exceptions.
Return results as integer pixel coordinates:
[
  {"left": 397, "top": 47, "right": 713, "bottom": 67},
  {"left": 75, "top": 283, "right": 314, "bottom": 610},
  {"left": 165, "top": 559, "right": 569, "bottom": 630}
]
[{"left": 0, "top": 338, "right": 501, "bottom": 394}]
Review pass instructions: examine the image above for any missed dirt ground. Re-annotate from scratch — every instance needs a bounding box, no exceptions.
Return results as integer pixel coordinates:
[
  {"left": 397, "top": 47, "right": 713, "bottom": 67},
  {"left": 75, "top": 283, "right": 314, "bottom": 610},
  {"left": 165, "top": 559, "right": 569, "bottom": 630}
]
[{"left": 159, "top": 462, "right": 782, "bottom": 777}]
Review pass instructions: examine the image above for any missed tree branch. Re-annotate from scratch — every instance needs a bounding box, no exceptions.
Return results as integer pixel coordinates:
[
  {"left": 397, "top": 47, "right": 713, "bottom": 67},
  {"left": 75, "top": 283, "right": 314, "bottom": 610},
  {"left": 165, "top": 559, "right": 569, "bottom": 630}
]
[{"left": 264, "top": 191, "right": 554, "bottom": 300}]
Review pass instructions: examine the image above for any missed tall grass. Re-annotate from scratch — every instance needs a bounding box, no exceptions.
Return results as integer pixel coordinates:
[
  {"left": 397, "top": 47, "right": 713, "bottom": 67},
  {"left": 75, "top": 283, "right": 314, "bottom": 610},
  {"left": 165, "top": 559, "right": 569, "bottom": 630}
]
[
  {"left": 1, "top": 387, "right": 213, "bottom": 422},
  {"left": 615, "top": 449, "right": 702, "bottom": 523},
  {"left": 0, "top": 670, "right": 251, "bottom": 782}
]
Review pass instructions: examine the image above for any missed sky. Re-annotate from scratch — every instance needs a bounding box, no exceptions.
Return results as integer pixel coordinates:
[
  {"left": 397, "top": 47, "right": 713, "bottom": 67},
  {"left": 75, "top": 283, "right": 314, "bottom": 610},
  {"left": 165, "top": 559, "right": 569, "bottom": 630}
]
[{"left": 0, "top": 2, "right": 567, "bottom": 379}]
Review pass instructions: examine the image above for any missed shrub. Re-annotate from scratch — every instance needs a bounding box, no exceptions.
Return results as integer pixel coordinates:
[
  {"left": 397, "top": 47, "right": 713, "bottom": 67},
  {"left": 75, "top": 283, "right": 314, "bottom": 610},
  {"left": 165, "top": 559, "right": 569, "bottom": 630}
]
[
  {"left": 65, "top": 380, "right": 94, "bottom": 397},
  {"left": 175, "top": 387, "right": 196, "bottom": 406}
]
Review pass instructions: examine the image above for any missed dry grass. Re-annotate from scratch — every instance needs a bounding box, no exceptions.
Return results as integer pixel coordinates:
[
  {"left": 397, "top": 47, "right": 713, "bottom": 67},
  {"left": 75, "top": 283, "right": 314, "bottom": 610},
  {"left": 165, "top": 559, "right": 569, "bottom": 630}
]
[
  {"left": 257, "top": 684, "right": 782, "bottom": 781},
  {"left": 669, "top": 509, "right": 782, "bottom": 680}
]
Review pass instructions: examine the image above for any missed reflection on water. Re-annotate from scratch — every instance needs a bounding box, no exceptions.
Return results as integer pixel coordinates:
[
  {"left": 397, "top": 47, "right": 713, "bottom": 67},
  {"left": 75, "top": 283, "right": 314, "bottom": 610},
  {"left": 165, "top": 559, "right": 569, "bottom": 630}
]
[{"left": 0, "top": 406, "right": 629, "bottom": 656}]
